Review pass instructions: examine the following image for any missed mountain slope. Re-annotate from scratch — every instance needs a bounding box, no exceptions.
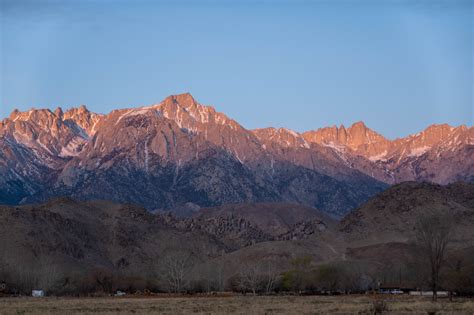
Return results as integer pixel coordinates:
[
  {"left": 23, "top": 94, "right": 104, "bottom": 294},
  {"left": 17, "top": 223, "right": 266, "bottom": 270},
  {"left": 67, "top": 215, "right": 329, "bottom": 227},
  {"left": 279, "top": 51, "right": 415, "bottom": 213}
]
[
  {"left": 1, "top": 183, "right": 473, "bottom": 293},
  {"left": 339, "top": 181, "right": 474, "bottom": 247},
  {"left": 0, "top": 198, "right": 226, "bottom": 281},
  {"left": 195, "top": 202, "right": 336, "bottom": 237},
  {"left": 1, "top": 93, "right": 471, "bottom": 216}
]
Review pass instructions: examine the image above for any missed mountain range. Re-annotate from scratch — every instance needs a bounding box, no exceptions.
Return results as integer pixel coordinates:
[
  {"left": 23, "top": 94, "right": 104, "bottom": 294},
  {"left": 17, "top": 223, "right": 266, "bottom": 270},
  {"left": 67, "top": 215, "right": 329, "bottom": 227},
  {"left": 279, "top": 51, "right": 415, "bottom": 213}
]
[{"left": 1, "top": 93, "right": 472, "bottom": 217}]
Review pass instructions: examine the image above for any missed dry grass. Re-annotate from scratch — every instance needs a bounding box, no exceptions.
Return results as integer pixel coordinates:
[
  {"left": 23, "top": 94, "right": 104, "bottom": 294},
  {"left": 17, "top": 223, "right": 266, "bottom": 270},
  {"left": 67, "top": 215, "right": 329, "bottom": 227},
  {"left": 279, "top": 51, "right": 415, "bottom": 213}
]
[{"left": 0, "top": 295, "right": 473, "bottom": 315}]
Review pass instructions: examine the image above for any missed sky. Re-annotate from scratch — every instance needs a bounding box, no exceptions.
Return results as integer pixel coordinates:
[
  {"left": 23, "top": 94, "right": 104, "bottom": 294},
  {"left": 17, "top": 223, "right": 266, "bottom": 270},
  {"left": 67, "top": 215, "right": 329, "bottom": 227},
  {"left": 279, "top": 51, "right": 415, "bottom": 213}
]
[{"left": 0, "top": 0, "right": 472, "bottom": 139}]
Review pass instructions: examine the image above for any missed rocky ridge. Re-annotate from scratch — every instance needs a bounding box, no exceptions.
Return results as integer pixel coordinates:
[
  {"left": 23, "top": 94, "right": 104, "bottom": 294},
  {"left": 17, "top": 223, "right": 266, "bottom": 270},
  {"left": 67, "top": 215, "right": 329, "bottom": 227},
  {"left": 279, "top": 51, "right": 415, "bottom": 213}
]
[{"left": 1, "top": 93, "right": 472, "bottom": 216}]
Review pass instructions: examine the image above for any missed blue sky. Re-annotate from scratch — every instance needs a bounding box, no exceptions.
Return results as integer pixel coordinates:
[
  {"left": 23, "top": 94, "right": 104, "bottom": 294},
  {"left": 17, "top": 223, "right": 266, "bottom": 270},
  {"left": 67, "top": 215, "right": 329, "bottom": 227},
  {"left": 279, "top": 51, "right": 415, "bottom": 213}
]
[{"left": 1, "top": 0, "right": 472, "bottom": 139}]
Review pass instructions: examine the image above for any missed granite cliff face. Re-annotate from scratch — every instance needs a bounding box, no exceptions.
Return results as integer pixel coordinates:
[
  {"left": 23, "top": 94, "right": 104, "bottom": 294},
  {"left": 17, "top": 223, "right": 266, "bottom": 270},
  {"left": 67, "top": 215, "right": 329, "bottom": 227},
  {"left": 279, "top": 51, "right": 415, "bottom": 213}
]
[{"left": 1, "top": 93, "right": 472, "bottom": 216}]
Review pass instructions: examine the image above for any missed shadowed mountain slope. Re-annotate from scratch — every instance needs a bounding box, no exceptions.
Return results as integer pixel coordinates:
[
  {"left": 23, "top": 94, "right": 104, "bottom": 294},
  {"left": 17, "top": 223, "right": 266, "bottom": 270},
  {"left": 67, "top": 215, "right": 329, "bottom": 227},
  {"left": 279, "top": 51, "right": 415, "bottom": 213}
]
[{"left": 339, "top": 181, "right": 474, "bottom": 247}]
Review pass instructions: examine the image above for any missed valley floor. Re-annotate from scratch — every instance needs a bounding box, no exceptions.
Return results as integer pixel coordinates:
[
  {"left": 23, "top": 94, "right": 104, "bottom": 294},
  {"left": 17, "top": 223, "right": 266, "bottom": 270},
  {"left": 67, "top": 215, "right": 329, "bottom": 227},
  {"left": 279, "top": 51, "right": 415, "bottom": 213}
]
[{"left": 1, "top": 295, "right": 473, "bottom": 315}]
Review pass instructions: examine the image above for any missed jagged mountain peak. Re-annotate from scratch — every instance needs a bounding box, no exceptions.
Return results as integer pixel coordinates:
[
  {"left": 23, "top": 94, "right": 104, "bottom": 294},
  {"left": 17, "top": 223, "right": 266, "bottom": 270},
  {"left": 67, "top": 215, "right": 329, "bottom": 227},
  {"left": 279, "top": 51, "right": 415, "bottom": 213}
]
[
  {"left": 391, "top": 123, "right": 460, "bottom": 153},
  {"left": 63, "top": 105, "right": 102, "bottom": 137},
  {"left": 1, "top": 106, "right": 102, "bottom": 163},
  {"left": 163, "top": 92, "right": 197, "bottom": 108},
  {"left": 7, "top": 107, "right": 56, "bottom": 123},
  {"left": 78, "top": 104, "right": 89, "bottom": 112},
  {"left": 348, "top": 120, "right": 367, "bottom": 129},
  {"left": 107, "top": 93, "right": 237, "bottom": 132},
  {"left": 62, "top": 104, "right": 93, "bottom": 116},
  {"left": 54, "top": 107, "right": 64, "bottom": 118},
  {"left": 302, "top": 121, "right": 388, "bottom": 152},
  {"left": 157, "top": 93, "right": 237, "bottom": 129},
  {"left": 252, "top": 127, "right": 310, "bottom": 149},
  {"left": 4, "top": 105, "right": 97, "bottom": 128},
  {"left": 410, "top": 123, "right": 456, "bottom": 141}
]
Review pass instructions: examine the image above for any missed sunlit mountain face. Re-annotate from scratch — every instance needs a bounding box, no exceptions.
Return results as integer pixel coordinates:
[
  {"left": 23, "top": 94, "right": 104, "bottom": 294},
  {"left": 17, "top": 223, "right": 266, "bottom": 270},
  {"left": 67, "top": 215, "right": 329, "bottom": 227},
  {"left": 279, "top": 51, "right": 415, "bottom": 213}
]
[{"left": 1, "top": 93, "right": 472, "bottom": 217}]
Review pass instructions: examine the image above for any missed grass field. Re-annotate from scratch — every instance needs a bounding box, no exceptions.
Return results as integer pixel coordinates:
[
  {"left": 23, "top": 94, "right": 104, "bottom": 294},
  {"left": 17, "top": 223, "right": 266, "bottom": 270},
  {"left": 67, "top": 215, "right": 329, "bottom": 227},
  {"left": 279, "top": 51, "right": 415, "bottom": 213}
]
[{"left": 1, "top": 295, "right": 473, "bottom": 315}]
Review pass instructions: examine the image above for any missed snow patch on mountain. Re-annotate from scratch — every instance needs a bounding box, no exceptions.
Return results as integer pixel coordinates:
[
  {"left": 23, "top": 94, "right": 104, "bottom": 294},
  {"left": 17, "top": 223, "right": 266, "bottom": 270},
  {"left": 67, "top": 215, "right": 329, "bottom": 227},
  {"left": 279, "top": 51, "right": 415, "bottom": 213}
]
[
  {"left": 282, "top": 128, "right": 299, "bottom": 138},
  {"left": 59, "top": 137, "right": 87, "bottom": 157},
  {"left": 323, "top": 142, "right": 346, "bottom": 152},
  {"left": 115, "top": 106, "right": 162, "bottom": 125},
  {"left": 323, "top": 142, "right": 350, "bottom": 165},
  {"left": 408, "top": 146, "right": 430, "bottom": 157},
  {"left": 369, "top": 151, "right": 388, "bottom": 161}
]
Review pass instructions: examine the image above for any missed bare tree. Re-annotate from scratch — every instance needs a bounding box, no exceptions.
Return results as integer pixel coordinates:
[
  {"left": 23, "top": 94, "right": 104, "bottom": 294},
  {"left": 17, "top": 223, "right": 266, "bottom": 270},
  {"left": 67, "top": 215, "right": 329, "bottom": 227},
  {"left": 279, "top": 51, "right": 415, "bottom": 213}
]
[
  {"left": 262, "top": 260, "right": 278, "bottom": 294},
  {"left": 37, "top": 256, "right": 63, "bottom": 294},
  {"left": 316, "top": 264, "right": 341, "bottom": 293},
  {"left": 200, "top": 261, "right": 223, "bottom": 293},
  {"left": 209, "top": 260, "right": 226, "bottom": 292},
  {"left": 414, "top": 210, "right": 455, "bottom": 301},
  {"left": 162, "top": 251, "right": 193, "bottom": 293},
  {"left": 236, "top": 260, "right": 279, "bottom": 295},
  {"left": 281, "top": 256, "right": 312, "bottom": 292},
  {"left": 92, "top": 267, "right": 114, "bottom": 293},
  {"left": 238, "top": 264, "right": 262, "bottom": 295},
  {"left": 216, "top": 262, "right": 226, "bottom": 292}
]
